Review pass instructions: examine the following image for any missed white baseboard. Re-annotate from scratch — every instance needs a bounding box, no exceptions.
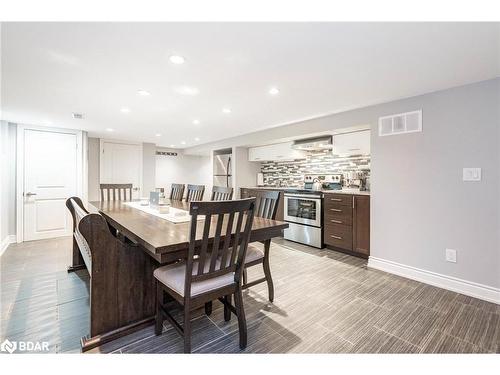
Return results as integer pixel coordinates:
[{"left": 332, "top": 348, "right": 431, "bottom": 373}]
[
  {"left": 368, "top": 256, "right": 500, "bottom": 305},
  {"left": 0, "top": 234, "right": 16, "bottom": 257}
]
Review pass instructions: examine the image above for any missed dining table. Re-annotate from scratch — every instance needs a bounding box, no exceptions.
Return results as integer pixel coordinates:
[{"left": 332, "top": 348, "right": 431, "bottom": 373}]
[{"left": 76, "top": 199, "right": 288, "bottom": 351}]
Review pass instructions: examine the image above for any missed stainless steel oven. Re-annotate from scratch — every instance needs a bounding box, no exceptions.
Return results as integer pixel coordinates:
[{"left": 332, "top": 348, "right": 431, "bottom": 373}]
[{"left": 283, "top": 192, "right": 323, "bottom": 248}]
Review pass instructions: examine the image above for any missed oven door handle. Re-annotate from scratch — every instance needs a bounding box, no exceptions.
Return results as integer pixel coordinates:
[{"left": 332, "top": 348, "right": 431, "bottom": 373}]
[{"left": 284, "top": 193, "right": 322, "bottom": 200}]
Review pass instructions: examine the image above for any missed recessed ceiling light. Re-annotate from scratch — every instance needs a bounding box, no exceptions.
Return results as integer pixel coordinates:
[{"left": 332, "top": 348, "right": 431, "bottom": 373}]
[
  {"left": 155, "top": 133, "right": 162, "bottom": 137},
  {"left": 106, "top": 128, "right": 114, "bottom": 132},
  {"left": 181, "top": 141, "right": 186, "bottom": 145},
  {"left": 194, "top": 137, "right": 200, "bottom": 141},
  {"left": 137, "top": 89, "right": 151, "bottom": 96},
  {"left": 192, "top": 119, "right": 200, "bottom": 125},
  {"left": 121, "top": 107, "right": 131, "bottom": 113},
  {"left": 174, "top": 86, "right": 199, "bottom": 96},
  {"left": 222, "top": 107, "right": 231, "bottom": 114},
  {"left": 169, "top": 55, "right": 185, "bottom": 64},
  {"left": 269, "top": 87, "right": 280, "bottom": 95}
]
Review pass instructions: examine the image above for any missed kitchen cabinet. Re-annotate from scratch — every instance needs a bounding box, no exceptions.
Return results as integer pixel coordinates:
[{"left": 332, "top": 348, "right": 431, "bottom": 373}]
[
  {"left": 240, "top": 188, "right": 285, "bottom": 222},
  {"left": 333, "top": 130, "right": 370, "bottom": 156},
  {"left": 323, "top": 193, "right": 370, "bottom": 257},
  {"left": 353, "top": 195, "right": 370, "bottom": 255},
  {"left": 248, "top": 142, "right": 306, "bottom": 162}
]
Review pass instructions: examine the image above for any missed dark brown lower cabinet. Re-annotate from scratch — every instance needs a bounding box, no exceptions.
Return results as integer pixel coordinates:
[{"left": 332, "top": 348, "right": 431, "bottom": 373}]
[
  {"left": 323, "top": 193, "right": 370, "bottom": 257},
  {"left": 353, "top": 195, "right": 370, "bottom": 256}
]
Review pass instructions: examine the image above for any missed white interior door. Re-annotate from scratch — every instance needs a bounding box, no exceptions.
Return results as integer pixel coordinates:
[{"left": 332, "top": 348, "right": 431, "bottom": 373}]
[
  {"left": 100, "top": 140, "right": 142, "bottom": 199},
  {"left": 23, "top": 129, "right": 77, "bottom": 241}
]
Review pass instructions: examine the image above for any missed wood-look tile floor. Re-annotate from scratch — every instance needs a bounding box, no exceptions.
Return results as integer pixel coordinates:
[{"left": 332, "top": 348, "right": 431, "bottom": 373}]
[{"left": 1, "top": 236, "right": 499, "bottom": 354}]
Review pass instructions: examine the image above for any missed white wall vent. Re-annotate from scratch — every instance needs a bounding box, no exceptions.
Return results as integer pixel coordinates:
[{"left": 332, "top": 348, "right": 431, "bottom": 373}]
[{"left": 378, "top": 110, "right": 422, "bottom": 136}]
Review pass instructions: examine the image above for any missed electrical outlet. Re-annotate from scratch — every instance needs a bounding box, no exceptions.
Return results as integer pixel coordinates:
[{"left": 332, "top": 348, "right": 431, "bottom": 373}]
[
  {"left": 445, "top": 248, "right": 457, "bottom": 263},
  {"left": 463, "top": 168, "right": 481, "bottom": 181}
]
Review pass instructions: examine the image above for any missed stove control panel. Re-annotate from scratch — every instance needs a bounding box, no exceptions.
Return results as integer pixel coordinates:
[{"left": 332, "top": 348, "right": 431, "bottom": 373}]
[{"left": 304, "top": 174, "right": 342, "bottom": 183}]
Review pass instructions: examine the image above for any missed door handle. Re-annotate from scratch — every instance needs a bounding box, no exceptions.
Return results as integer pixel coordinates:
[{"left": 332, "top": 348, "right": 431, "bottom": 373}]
[
  {"left": 25, "top": 192, "right": 37, "bottom": 196},
  {"left": 133, "top": 187, "right": 140, "bottom": 191}
]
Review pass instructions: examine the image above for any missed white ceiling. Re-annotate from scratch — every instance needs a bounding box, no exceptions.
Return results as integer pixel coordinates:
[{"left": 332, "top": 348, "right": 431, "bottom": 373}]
[{"left": 1, "top": 22, "right": 499, "bottom": 148}]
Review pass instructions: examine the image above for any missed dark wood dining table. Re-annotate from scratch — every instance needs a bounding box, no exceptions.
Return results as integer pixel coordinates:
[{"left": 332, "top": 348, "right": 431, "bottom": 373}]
[{"left": 80, "top": 199, "right": 288, "bottom": 351}]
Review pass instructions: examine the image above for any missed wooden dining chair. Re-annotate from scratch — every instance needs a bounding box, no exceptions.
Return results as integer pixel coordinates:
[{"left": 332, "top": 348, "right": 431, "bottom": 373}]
[
  {"left": 153, "top": 198, "right": 256, "bottom": 353},
  {"left": 100, "top": 183, "right": 133, "bottom": 201},
  {"left": 211, "top": 185, "right": 234, "bottom": 201},
  {"left": 169, "top": 183, "right": 185, "bottom": 201},
  {"left": 185, "top": 184, "right": 205, "bottom": 202},
  {"left": 242, "top": 190, "right": 280, "bottom": 302}
]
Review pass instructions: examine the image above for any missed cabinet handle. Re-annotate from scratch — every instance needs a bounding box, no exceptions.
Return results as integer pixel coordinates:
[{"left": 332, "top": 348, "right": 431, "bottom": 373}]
[
  {"left": 331, "top": 235, "right": 343, "bottom": 240},
  {"left": 352, "top": 196, "right": 355, "bottom": 209},
  {"left": 331, "top": 198, "right": 342, "bottom": 202},
  {"left": 330, "top": 219, "right": 342, "bottom": 224},
  {"left": 330, "top": 208, "right": 342, "bottom": 212}
]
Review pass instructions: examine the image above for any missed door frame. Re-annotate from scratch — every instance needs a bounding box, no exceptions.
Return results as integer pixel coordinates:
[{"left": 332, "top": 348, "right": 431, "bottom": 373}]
[
  {"left": 16, "top": 124, "right": 86, "bottom": 243},
  {"left": 99, "top": 138, "right": 143, "bottom": 197}
]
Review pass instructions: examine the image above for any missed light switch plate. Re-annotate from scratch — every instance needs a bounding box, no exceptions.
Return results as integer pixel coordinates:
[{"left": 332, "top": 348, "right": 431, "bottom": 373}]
[
  {"left": 445, "top": 248, "right": 457, "bottom": 263},
  {"left": 463, "top": 168, "right": 481, "bottom": 181}
]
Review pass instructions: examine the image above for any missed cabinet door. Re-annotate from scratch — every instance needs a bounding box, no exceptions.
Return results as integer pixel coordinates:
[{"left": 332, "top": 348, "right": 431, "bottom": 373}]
[
  {"left": 353, "top": 195, "right": 370, "bottom": 255},
  {"left": 248, "top": 146, "right": 267, "bottom": 161},
  {"left": 333, "top": 130, "right": 370, "bottom": 156},
  {"left": 248, "top": 142, "right": 306, "bottom": 162}
]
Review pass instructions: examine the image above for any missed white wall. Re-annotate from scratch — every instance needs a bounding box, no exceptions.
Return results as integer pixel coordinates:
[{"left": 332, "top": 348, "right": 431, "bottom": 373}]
[
  {"left": 186, "top": 79, "right": 500, "bottom": 294},
  {"left": 370, "top": 79, "right": 500, "bottom": 292},
  {"left": 87, "top": 137, "right": 100, "bottom": 202},
  {"left": 232, "top": 146, "right": 261, "bottom": 198},
  {"left": 0, "top": 121, "right": 17, "bottom": 253},
  {"left": 143, "top": 143, "right": 156, "bottom": 195},
  {"left": 155, "top": 148, "right": 212, "bottom": 200}
]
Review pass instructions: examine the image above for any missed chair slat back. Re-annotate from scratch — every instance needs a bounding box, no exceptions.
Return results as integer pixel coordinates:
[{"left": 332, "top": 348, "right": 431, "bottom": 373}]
[
  {"left": 100, "top": 183, "right": 133, "bottom": 201},
  {"left": 249, "top": 190, "right": 280, "bottom": 220},
  {"left": 184, "top": 198, "right": 256, "bottom": 297},
  {"left": 211, "top": 186, "right": 234, "bottom": 201},
  {"left": 169, "top": 184, "right": 185, "bottom": 201},
  {"left": 186, "top": 184, "right": 205, "bottom": 202}
]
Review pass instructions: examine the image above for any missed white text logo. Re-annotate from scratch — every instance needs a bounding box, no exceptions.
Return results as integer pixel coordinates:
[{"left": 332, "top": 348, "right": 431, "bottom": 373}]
[{"left": 0, "top": 339, "right": 49, "bottom": 353}]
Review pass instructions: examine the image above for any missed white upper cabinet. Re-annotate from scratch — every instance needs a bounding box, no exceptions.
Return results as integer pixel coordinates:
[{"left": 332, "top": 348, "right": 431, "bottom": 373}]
[
  {"left": 248, "top": 141, "right": 306, "bottom": 162},
  {"left": 333, "top": 130, "right": 370, "bottom": 156}
]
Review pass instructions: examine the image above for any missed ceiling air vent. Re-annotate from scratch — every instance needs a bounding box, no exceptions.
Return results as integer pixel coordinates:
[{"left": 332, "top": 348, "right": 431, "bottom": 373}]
[
  {"left": 72, "top": 112, "right": 84, "bottom": 119},
  {"left": 378, "top": 110, "right": 422, "bottom": 136}
]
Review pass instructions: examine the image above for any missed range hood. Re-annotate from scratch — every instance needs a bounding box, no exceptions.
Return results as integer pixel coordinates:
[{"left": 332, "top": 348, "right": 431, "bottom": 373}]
[{"left": 291, "top": 136, "right": 333, "bottom": 150}]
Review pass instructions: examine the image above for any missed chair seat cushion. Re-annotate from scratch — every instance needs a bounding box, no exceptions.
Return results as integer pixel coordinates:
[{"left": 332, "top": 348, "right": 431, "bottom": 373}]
[
  {"left": 245, "top": 244, "right": 264, "bottom": 263},
  {"left": 154, "top": 260, "right": 234, "bottom": 297}
]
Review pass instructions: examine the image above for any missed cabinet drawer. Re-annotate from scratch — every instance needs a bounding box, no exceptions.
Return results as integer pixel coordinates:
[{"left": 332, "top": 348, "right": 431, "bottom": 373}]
[
  {"left": 324, "top": 194, "right": 353, "bottom": 207},
  {"left": 324, "top": 222, "right": 353, "bottom": 250},
  {"left": 325, "top": 208, "right": 352, "bottom": 226}
]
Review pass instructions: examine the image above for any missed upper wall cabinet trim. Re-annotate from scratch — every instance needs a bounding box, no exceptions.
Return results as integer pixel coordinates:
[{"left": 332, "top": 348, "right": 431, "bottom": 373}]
[{"left": 378, "top": 110, "right": 422, "bottom": 137}]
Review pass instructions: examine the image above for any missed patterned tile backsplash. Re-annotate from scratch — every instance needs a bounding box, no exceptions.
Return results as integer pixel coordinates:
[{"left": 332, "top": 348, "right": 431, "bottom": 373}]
[{"left": 261, "top": 149, "right": 370, "bottom": 187}]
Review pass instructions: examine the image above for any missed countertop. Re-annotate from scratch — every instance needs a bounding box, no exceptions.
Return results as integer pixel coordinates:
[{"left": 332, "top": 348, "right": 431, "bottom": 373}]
[{"left": 243, "top": 186, "right": 370, "bottom": 196}]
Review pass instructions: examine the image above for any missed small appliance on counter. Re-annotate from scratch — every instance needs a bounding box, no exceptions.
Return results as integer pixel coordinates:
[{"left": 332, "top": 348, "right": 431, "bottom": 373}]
[
  {"left": 345, "top": 170, "right": 369, "bottom": 190},
  {"left": 256, "top": 172, "right": 264, "bottom": 187}
]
